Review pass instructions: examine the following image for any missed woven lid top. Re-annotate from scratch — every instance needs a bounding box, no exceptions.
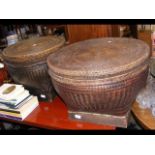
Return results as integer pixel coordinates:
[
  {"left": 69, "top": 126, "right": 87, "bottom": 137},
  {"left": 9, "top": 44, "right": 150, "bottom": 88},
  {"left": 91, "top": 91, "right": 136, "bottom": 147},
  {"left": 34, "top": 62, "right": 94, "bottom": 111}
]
[
  {"left": 47, "top": 38, "right": 150, "bottom": 78},
  {"left": 2, "top": 36, "right": 65, "bottom": 63}
]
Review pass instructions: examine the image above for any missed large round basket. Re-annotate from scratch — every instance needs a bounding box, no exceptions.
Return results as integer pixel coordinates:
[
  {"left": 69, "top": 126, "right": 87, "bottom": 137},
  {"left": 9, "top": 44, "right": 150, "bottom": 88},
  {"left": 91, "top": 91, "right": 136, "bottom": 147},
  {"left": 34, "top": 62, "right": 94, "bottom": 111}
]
[{"left": 47, "top": 38, "right": 150, "bottom": 127}]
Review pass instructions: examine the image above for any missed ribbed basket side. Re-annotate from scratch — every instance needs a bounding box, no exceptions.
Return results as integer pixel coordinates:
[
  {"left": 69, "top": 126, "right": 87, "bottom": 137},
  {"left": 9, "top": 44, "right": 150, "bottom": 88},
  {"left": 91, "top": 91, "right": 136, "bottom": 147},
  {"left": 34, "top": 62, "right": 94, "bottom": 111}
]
[
  {"left": 52, "top": 67, "right": 148, "bottom": 116},
  {"left": 6, "top": 62, "right": 55, "bottom": 100}
]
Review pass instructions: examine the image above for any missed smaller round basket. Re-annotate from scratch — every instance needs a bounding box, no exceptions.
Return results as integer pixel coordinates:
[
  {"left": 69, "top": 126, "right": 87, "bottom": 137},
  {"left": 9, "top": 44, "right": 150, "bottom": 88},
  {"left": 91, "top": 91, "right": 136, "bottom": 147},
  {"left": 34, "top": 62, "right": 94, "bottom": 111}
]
[{"left": 2, "top": 36, "right": 65, "bottom": 101}]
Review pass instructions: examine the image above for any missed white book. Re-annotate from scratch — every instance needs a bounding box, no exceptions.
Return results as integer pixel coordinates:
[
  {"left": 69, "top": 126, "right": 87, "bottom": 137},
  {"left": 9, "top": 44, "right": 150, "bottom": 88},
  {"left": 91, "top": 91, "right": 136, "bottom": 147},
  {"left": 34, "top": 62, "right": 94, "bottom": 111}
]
[
  {"left": 0, "top": 90, "right": 30, "bottom": 105},
  {"left": 0, "top": 96, "right": 39, "bottom": 120},
  {"left": 0, "top": 83, "right": 25, "bottom": 100},
  {"left": 20, "top": 96, "right": 39, "bottom": 120},
  {"left": 0, "top": 95, "right": 33, "bottom": 109}
]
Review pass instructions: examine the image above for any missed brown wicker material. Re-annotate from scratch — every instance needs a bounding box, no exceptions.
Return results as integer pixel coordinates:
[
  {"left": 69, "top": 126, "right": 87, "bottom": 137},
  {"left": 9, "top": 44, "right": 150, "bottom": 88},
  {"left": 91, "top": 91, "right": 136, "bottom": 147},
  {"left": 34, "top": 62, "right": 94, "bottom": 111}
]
[
  {"left": 2, "top": 36, "right": 65, "bottom": 101},
  {"left": 47, "top": 38, "right": 150, "bottom": 127}
]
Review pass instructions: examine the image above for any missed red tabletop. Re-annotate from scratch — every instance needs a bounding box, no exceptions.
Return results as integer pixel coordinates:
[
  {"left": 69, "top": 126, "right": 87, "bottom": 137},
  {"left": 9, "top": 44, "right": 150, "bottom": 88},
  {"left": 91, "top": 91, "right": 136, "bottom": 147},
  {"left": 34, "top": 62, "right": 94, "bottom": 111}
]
[{"left": 0, "top": 97, "right": 116, "bottom": 130}]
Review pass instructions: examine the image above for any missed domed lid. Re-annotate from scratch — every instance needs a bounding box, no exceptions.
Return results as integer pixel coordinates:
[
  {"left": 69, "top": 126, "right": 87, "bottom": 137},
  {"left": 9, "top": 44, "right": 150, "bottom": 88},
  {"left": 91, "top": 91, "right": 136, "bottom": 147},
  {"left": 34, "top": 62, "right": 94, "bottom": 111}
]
[
  {"left": 47, "top": 38, "right": 150, "bottom": 79},
  {"left": 2, "top": 36, "right": 65, "bottom": 63}
]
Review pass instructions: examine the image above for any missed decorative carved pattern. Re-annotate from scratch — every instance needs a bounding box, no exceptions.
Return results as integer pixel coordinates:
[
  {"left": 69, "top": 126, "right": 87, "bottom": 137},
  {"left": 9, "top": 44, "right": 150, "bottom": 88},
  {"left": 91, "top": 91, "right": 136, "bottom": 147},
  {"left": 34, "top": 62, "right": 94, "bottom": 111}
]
[{"left": 52, "top": 67, "right": 148, "bottom": 116}]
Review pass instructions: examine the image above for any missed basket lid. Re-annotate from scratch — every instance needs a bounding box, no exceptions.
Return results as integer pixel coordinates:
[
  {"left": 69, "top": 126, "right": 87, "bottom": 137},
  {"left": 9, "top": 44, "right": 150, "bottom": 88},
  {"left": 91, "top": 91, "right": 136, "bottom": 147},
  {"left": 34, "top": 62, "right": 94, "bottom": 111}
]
[
  {"left": 2, "top": 36, "right": 65, "bottom": 63},
  {"left": 47, "top": 38, "right": 150, "bottom": 79}
]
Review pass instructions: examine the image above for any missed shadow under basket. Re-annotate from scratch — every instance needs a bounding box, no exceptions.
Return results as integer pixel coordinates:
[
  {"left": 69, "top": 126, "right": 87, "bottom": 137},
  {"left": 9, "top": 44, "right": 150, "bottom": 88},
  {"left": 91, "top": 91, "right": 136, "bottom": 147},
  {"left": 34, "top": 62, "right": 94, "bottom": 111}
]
[{"left": 23, "top": 85, "right": 57, "bottom": 102}]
